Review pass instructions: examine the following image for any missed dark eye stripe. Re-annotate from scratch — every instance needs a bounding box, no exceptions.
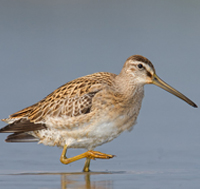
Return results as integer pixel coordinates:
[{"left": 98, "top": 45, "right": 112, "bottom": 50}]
[{"left": 146, "top": 71, "right": 152, "bottom": 77}]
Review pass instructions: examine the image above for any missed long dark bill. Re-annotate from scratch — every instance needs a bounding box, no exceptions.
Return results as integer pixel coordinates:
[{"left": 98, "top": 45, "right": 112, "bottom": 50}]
[{"left": 152, "top": 74, "right": 197, "bottom": 108}]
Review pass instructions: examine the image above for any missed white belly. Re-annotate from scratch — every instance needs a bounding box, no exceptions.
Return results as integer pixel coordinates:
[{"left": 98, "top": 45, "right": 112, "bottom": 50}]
[{"left": 33, "top": 112, "right": 138, "bottom": 150}]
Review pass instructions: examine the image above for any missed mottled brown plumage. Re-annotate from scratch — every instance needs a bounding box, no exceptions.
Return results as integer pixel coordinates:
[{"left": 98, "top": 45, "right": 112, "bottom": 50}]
[
  {"left": 0, "top": 55, "right": 197, "bottom": 172},
  {"left": 9, "top": 72, "right": 116, "bottom": 121}
]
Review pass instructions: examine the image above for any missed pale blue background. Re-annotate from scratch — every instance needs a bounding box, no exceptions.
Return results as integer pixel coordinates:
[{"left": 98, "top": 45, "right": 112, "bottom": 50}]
[{"left": 0, "top": 1, "right": 200, "bottom": 189}]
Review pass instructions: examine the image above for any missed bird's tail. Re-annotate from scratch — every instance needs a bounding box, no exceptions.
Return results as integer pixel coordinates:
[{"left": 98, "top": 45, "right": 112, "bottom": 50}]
[{"left": 5, "top": 132, "right": 39, "bottom": 142}]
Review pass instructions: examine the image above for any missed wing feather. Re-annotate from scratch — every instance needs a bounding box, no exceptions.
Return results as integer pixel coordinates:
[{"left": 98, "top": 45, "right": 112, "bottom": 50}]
[
  {"left": 1, "top": 72, "right": 116, "bottom": 134},
  {"left": 0, "top": 119, "right": 46, "bottom": 133}
]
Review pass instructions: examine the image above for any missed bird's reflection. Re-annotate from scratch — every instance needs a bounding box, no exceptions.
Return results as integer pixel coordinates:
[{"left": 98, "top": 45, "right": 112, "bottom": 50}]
[
  {"left": 7, "top": 171, "right": 116, "bottom": 189},
  {"left": 60, "top": 172, "right": 113, "bottom": 189}
]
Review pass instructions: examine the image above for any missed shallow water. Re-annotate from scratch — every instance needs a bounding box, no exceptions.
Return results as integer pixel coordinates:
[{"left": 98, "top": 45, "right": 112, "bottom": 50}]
[
  {"left": 1, "top": 169, "right": 200, "bottom": 189},
  {"left": 1, "top": 144, "right": 200, "bottom": 189}
]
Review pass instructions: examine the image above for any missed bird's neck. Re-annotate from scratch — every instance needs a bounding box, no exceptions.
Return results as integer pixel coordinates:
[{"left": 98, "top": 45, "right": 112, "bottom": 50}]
[{"left": 113, "top": 74, "right": 144, "bottom": 101}]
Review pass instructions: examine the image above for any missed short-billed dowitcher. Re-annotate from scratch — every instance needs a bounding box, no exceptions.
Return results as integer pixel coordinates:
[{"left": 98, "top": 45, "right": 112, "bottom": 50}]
[{"left": 0, "top": 55, "right": 197, "bottom": 172}]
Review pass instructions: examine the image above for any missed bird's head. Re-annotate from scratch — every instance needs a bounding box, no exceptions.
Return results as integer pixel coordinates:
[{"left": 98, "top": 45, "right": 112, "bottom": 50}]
[{"left": 121, "top": 55, "right": 197, "bottom": 108}]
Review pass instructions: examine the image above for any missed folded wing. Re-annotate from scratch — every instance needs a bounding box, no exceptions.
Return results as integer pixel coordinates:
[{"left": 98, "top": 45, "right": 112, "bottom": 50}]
[{"left": 0, "top": 72, "right": 116, "bottom": 142}]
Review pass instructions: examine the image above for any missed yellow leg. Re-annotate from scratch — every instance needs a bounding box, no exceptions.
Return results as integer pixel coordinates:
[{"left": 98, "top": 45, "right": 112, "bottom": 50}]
[
  {"left": 83, "top": 158, "right": 91, "bottom": 172},
  {"left": 60, "top": 145, "right": 115, "bottom": 171}
]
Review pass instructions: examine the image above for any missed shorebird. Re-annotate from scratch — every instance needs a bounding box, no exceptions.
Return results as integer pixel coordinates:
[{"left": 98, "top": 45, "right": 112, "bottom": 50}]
[{"left": 0, "top": 55, "right": 197, "bottom": 172}]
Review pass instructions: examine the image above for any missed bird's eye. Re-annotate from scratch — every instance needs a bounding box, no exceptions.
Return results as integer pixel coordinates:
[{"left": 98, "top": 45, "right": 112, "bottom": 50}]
[{"left": 137, "top": 64, "right": 143, "bottom": 69}]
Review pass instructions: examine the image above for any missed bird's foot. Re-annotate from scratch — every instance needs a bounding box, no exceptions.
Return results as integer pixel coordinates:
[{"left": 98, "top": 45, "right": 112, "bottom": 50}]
[{"left": 86, "top": 150, "right": 115, "bottom": 160}]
